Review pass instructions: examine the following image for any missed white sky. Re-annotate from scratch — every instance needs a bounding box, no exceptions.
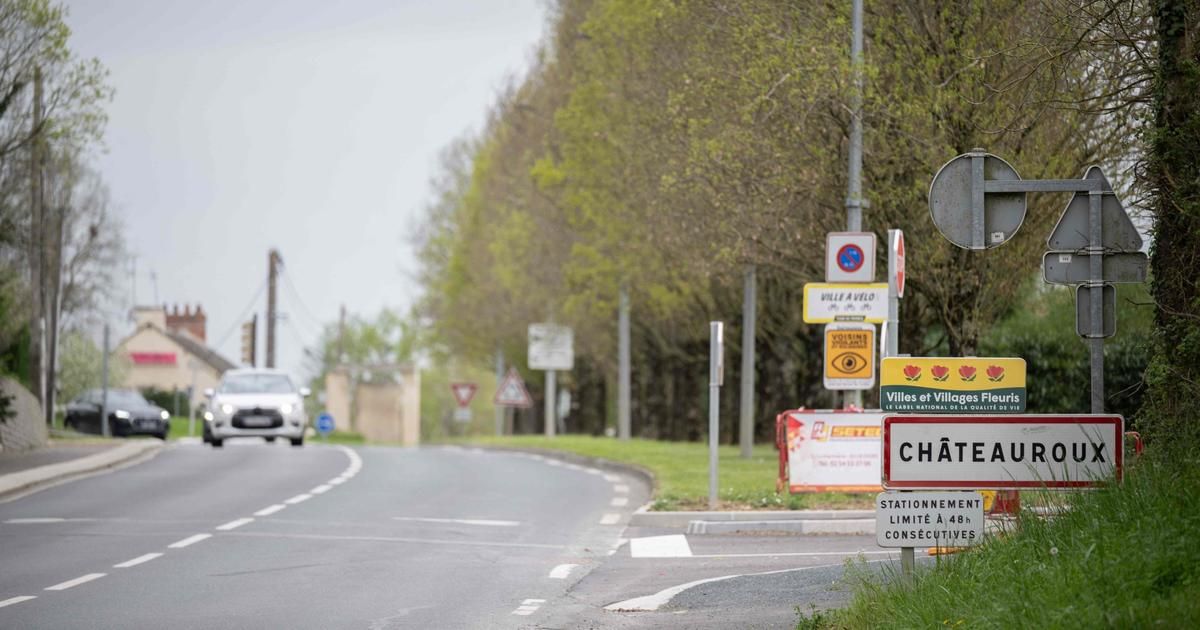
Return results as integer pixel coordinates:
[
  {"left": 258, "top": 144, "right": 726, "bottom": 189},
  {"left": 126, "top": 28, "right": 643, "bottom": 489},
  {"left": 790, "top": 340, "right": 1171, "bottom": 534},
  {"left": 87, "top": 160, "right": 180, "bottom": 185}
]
[{"left": 64, "top": 0, "right": 547, "bottom": 377}]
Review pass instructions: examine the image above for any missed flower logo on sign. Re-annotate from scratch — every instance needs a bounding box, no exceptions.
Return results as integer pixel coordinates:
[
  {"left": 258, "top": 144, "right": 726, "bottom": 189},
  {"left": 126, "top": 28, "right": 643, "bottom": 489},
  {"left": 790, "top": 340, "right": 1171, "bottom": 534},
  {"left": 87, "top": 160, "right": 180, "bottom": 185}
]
[
  {"left": 987, "top": 365, "right": 1005, "bottom": 382},
  {"left": 931, "top": 365, "right": 950, "bottom": 382},
  {"left": 959, "top": 365, "right": 977, "bottom": 382},
  {"left": 903, "top": 365, "right": 921, "bottom": 381}
]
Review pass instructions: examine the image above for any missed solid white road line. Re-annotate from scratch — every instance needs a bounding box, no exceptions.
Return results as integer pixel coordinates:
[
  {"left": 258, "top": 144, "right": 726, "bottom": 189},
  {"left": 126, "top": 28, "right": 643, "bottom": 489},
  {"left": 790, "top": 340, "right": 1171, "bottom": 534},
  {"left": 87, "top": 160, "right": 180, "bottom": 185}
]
[
  {"left": 610, "top": 497, "right": 629, "bottom": 507},
  {"left": 549, "top": 563, "right": 578, "bottom": 579},
  {"left": 3, "top": 517, "right": 65, "bottom": 524},
  {"left": 629, "top": 534, "right": 693, "bottom": 558},
  {"left": 216, "top": 517, "right": 254, "bottom": 531},
  {"left": 285, "top": 493, "right": 312, "bottom": 505},
  {"left": 113, "top": 553, "right": 163, "bottom": 568},
  {"left": 391, "top": 517, "right": 520, "bottom": 527},
  {"left": 613, "top": 484, "right": 630, "bottom": 494},
  {"left": 311, "top": 484, "right": 332, "bottom": 494},
  {"left": 606, "top": 561, "right": 872, "bottom": 612},
  {"left": 45, "top": 573, "right": 105, "bottom": 591},
  {"left": 254, "top": 504, "right": 287, "bottom": 517},
  {"left": 0, "top": 596, "right": 36, "bottom": 608},
  {"left": 599, "top": 513, "right": 621, "bottom": 525},
  {"left": 168, "top": 533, "right": 212, "bottom": 549}
]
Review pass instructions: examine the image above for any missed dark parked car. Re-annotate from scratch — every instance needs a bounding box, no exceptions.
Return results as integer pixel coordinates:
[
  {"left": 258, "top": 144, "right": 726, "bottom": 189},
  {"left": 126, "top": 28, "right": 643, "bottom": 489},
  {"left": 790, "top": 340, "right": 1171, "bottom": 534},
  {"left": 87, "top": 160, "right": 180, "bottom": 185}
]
[{"left": 64, "top": 389, "right": 170, "bottom": 440}]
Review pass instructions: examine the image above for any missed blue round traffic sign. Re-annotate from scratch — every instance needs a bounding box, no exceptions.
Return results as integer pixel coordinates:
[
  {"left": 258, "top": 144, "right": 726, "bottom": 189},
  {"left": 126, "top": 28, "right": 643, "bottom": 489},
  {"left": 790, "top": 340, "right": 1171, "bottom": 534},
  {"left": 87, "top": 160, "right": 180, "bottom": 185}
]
[
  {"left": 836, "top": 244, "right": 865, "bottom": 272},
  {"left": 316, "top": 412, "right": 335, "bottom": 435}
]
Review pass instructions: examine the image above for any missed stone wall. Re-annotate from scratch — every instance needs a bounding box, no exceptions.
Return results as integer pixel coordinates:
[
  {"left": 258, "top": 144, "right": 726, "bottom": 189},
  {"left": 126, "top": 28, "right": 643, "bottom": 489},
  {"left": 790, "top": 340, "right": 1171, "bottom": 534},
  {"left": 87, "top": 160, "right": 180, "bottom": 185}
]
[
  {"left": 0, "top": 376, "right": 47, "bottom": 453},
  {"left": 322, "top": 366, "right": 420, "bottom": 446}
]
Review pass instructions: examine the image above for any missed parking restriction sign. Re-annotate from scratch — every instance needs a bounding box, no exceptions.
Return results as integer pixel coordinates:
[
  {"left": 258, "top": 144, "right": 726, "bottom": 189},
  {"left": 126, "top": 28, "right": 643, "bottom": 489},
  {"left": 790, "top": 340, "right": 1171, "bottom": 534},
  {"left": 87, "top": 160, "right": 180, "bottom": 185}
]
[
  {"left": 826, "top": 232, "right": 877, "bottom": 283},
  {"left": 824, "top": 323, "right": 875, "bottom": 390}
]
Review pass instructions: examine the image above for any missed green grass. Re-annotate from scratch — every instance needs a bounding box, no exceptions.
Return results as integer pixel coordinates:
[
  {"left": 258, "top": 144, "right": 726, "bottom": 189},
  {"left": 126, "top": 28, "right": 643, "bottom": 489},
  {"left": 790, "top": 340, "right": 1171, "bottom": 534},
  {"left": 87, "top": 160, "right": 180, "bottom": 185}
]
[
  {"left": 456, "top": 435, "right": 874, "bottom": 511},
  {"left": 807, "top": 459, "right": 1200, "bottom": 628}
]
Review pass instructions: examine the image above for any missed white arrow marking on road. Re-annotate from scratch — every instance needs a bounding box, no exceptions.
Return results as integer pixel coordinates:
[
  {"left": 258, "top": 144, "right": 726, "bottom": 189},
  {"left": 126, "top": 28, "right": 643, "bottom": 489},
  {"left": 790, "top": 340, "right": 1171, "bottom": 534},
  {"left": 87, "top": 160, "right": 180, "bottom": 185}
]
[
  {"left": 254, "top": 504, "right": 287, "bottom": 517},
  {"left": 548, "top": 564, "right": 578, "bottom": 579},
  {"left": 45, "top": 573, "right": 106, "bottom": 591},
  {"left": 168, "top": 533, "right": 212, "bottom": 549},
  {"left": 114, "top": 553, "right": 163, "bottom": 568},
  {"left": 216, "top": 518, "right": 254, "bottom": 531},
  {"left": 629, "top": 535, "right": 692, "bottom": 558},
  {"left": 391, "top": 517, "right": 520, "bottom": 527},
  {"left": 0, "top": 596, "right": 36, "bottom": 608}
]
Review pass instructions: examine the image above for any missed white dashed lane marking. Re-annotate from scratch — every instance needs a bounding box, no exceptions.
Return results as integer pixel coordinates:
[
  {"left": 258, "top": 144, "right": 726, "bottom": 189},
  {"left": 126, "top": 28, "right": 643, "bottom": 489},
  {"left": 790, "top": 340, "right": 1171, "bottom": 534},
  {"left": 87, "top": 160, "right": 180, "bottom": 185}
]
[
  {"left": 284, "top": 493, "right": 312, "bottom": 505},
  {"left": 45, "top": 573, "right": 105, "bottom": 591},
  {"left": 613, "top": 484, "right": 629, "bottom": 494},
  {"left": 610, "top": 497, "right": 629, "bottom": 507},
  {"left": 512, "top": 598, "right": 546, "bottom": 616},
  {"left": 254, "top": 504, "right": 286, "bottom": 517},
  {"left": 599, "top": 513, "right": 621, "bottom": 525},
  {"left": 113, "top": 553, "right": 162, "bottom": 569},
  {"left": 0, "top": 596, "right": 36, "bottom": 608},
  {"left": 216, "top": 518, "right": 254, "bottom": 531},
  {"left": 311, "top": 484, "right": 332, "bottom": 494},
  {"left": 392, "top": 517, "right": 520, "bottom": 527},
  {"left": 629, "top": 535, "right": 693, "bottom": 558},
  {"left": 167, "top": 533, "right": 212, "bottom": 549}
]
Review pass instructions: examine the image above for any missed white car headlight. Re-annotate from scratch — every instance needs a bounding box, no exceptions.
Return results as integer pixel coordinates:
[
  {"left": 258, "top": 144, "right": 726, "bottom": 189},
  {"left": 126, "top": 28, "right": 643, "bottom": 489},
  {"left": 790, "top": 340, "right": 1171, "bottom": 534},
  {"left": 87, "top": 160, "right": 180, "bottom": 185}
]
[
  {"left": 280, "top": 403, "right": 294, "bottom": 415},
  {"left": 160, "top": 410, "right": 170, "bottom": 420},
  {"left": 221, "top": 403, "right": 234, "bottom": 415},
  {"left": 203, "top": 411, "right": 214, "bottom": 421},
  {"left": 114, "top": 409, "right": 131, "bottom": 419}
]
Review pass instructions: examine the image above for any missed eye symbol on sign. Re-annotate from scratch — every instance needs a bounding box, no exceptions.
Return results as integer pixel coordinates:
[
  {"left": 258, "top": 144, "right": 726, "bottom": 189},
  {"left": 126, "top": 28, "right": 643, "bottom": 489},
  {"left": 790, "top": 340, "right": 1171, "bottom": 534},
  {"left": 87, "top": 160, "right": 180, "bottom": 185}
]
[{"left": 832, "top": 352, "right": 864, "bottom": 373}]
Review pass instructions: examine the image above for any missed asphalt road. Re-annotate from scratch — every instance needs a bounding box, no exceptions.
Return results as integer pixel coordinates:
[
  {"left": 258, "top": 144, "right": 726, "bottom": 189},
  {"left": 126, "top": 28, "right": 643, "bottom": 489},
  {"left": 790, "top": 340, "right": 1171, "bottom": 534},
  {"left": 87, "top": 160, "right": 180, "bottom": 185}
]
[{"left": 0, "top": 442, "right": 648, "bottom": 629}]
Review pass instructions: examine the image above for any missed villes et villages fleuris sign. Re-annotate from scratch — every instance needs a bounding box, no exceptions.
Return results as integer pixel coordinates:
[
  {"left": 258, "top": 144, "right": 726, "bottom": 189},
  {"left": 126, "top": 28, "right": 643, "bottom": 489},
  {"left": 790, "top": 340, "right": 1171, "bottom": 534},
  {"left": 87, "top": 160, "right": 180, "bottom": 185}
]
[{"left": 880, "top": 358, "right": 1026, "bottom": 413}]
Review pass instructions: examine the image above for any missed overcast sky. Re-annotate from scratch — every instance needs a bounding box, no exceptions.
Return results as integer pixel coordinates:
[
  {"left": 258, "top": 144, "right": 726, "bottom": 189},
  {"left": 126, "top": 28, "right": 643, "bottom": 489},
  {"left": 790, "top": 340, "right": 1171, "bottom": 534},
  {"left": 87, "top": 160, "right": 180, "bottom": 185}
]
[{"left": 63, "top": 0, "right": 547, "bottom": 377}]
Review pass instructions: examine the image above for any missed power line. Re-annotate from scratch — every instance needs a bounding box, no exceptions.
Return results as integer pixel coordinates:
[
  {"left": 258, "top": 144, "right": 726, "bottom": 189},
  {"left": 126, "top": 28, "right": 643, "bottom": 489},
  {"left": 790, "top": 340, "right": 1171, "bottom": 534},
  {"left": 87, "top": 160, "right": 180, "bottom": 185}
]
[
  {"left": 280, "top": 267, "right": 326, "bottom": 334},
  {"left": 213, "top": 279, "right": 268, "bottom": 350}
]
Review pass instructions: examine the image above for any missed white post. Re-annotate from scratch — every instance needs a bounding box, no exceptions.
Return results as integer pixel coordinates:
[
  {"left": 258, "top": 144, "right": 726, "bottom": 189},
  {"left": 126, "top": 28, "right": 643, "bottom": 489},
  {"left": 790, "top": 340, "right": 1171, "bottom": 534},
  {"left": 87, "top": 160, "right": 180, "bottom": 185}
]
[
  {"left": 708, "top": 322, "right": 724, "bottom": 510},
  {"left": 887, "top": 229, "right": 901, "bottom": 358},
  {"left": 544, "top": 369, "right": 556, "bottom": 438}
]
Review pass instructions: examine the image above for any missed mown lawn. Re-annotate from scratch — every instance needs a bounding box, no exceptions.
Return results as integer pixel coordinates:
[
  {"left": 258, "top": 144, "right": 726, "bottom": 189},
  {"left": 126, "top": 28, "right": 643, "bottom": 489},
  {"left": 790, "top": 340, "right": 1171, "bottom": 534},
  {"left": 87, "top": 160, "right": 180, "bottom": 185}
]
[
  {"left": 803, "top": 459, "right": 1200, "bottom": 628},
  {"left": 458, "top": 435, "right": 874, "bottom": 511}
]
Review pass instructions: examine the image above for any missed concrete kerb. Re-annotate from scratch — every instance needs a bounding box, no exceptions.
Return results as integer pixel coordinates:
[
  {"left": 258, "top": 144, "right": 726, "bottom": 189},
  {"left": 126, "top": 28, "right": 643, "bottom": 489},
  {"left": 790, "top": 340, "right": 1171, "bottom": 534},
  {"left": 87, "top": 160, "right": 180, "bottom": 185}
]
[
  {"left": 462, "top": 444, "right": 658, "bottom": 501},
  {"left": 0, "top": 440, "right": 164, "bottom": 502}
]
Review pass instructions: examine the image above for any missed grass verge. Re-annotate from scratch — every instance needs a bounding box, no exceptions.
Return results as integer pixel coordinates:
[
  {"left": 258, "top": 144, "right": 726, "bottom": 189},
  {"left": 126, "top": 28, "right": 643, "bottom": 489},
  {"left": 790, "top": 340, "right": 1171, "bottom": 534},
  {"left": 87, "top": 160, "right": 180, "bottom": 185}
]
[
  {"left": 455, "top": 435, "right": 873, "bottom": 511},
  {"left": 805, "top": 459, "right": 1200, "bottom": 628}
]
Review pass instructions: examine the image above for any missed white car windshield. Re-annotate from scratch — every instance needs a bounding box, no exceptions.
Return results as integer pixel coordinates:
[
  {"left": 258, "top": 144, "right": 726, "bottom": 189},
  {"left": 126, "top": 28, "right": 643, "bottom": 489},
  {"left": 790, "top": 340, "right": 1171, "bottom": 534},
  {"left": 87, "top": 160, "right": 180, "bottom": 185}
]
[{"left": 219, "top": 374, "right": 295, "bottom": 394}]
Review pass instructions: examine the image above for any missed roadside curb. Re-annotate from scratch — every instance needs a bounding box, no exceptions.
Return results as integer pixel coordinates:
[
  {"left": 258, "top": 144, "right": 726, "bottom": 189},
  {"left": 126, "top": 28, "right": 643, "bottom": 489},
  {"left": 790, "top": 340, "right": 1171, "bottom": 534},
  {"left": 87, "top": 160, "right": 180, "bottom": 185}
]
[
  {"left": 462, "top": 444, "right": 658, "bottom": 497},
  {"left": 0, "top": 440, "right": 164, "bottom": 501},
  {"left": 631, "top": 509, "right": 875, "bottom": 528}
]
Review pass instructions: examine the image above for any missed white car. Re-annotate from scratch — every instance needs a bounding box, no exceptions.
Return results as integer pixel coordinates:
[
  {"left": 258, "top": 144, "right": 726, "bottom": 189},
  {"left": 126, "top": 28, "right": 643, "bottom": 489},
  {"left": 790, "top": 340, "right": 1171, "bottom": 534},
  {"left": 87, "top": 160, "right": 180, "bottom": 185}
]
[{"left": 203, "top": 369, "right": 310, "bottom": 448}]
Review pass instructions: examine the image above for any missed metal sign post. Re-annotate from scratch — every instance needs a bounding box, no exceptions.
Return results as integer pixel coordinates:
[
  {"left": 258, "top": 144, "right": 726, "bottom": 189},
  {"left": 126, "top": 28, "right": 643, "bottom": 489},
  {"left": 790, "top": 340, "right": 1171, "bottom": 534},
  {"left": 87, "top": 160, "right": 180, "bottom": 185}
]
[
  {"left": 929, "top": 152, "right": 1146, "bottom": 414},
  {"left": 708, "top": 322, "right": 724, "bottom": 510},
  {"left": 529, "top": 324, "right": 574, "bottom": 438}
]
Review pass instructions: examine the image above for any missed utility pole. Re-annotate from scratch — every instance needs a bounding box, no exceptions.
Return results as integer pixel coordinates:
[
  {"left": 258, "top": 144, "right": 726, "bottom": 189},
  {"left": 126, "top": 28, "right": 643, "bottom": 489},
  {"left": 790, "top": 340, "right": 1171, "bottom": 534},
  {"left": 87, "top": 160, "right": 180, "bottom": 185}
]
[
  {"left": 100, "top": 325, "right": 110, "bottom": 438},
  {"left": 28, "top": 67, "right": 44, "bottom": 408},
  {"left": 844, "top": 0, "right": 866, "bottom": 410},
  {"left": 266, "top": 249, "right": 281, "bottom": 368},
  {"left": 494, "top": 347, "right": 504, "bottom": 436},
  {"left": 336, "top": 304, "right": 346, "bottom": 363},
  {"left": 617, "top": 283, "right": 631, "bottom": 440},
  {"left": 739, "top": 266, "right": 756, "bottom": 458}
]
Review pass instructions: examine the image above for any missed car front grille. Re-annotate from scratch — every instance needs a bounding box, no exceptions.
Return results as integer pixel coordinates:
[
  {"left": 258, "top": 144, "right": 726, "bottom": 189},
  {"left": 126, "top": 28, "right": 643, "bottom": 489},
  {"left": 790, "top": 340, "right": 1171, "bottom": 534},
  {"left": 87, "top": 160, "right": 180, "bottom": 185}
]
[{"left": 231, "top": 407, "right": 284, "bottom": 429}]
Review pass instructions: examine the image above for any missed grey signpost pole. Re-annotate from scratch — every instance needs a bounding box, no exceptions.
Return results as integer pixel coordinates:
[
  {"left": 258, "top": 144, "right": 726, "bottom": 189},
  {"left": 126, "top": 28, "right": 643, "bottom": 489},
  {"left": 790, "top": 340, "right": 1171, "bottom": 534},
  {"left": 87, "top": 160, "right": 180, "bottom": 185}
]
[
  {"left": 708, "top": 322, "right": 723, "bottom": 510},
  {"left": 100, "top": 324, "right": 110, "bottom": 438},
  {"left": 544, "top": 369, "right": 556, "bottom": 438},
  {"left": 495, "top": 348, "right": 504, "bottom": 436},
  {"left": 1087, "top": 190, "right": 1105, "bottom": 413},
  {"left": 618, "top": 283, "right": 631, "bottom": 440},
  {"left": 842, "top": 0, "right": 866, "bottom": 410},
  {"left": 739, "top": 266, "right": 756, "bottom": 458}
]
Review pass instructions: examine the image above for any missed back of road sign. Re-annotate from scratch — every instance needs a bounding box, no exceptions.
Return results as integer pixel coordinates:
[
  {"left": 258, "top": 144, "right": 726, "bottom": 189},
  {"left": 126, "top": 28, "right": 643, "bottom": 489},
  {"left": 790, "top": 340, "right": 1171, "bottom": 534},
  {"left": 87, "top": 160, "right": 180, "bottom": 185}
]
[
  {"left": 1042, "top": 251, "right": 1148, "bottom": 285},
  {"left": 1076, "top": 285, "right": 1116, "bottom": 338},
  {"left": 928, "top": 152, "right": 1027, "bottom": 249},
  {"left": 1047, "top": 167, "right": 1143, "bottom": 252}
]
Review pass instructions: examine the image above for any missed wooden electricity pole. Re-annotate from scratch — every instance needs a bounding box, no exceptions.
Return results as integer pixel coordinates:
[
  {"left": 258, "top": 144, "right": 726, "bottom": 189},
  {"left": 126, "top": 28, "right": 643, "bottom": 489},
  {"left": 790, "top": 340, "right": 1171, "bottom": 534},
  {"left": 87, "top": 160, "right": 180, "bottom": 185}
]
[{"left": 266, "top": 249, "right": 281, "bottom": 368}]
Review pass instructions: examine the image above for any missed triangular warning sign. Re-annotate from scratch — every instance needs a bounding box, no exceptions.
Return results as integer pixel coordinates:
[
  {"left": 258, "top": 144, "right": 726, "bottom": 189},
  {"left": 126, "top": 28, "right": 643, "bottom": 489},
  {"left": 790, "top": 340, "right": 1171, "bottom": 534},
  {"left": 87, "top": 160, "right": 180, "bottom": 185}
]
[
  {"left": 450, "top": 382, "right": 477, "bottom": 408},
  {"left": 1047, "top": 166, "right": 1143, "bottom": 252},
  {"left": 493, "top": 368, "right": 533, "bottom": 408}
]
